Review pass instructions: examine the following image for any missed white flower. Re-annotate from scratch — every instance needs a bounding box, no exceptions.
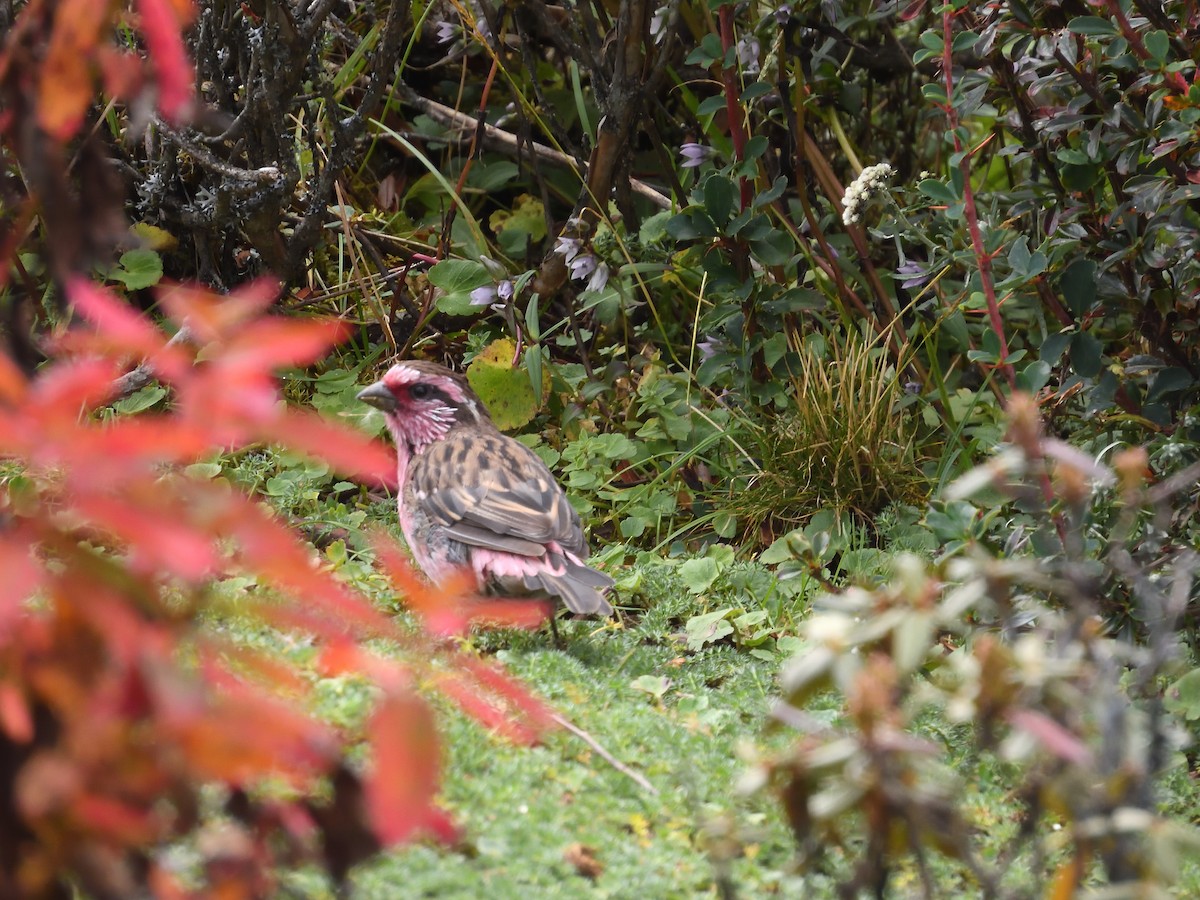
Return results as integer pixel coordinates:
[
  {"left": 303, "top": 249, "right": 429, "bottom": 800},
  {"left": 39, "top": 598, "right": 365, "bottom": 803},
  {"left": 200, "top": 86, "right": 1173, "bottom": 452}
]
[
  {"left": 585, "top": 262, "right": 609, "bottom": 293},
  {"left": 842, "top": 162, "right": 896, "bottom": 227}
]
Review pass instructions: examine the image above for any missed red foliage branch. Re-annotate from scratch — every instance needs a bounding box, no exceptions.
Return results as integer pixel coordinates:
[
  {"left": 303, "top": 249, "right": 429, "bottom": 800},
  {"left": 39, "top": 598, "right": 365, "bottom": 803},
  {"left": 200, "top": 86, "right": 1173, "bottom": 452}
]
[{"left": 0, "top": 281, "right": 554, "bottom": 898}]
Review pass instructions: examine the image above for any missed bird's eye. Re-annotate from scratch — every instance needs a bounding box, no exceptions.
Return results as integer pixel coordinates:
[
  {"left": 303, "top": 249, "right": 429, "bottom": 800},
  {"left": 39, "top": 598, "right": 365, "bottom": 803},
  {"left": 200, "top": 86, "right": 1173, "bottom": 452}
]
[{"left": 409, "top": 383, "right": 433, "bottom": 400}]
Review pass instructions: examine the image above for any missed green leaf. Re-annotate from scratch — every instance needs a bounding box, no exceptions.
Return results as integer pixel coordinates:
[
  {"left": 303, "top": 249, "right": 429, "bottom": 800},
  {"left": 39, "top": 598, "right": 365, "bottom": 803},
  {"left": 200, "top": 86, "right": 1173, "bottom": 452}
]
[
  {"left": 468, "top": 161, "right": 520, "bottom": 191},
  {"left": 427, "top": 259, "right": 491, "bottom": 293},
  {"left": 1164, "top": 668, "right": 1200, "bottom": 721},
  {"left": 429, "top": 259, "right": 493, "bottom": 316},
  {"left": 1008, "top": 236, "right": 1031, "bottom": 275},
  {"left": 951, "top": 31, "right": 980, "bottom": 52},
  {"left": 1016, "top": 359, "right": 1052, "bottom": 394},
  {"left": 466, "top": 338, "right": 543, "bottom": 430},
  {"left": 760, "top": 531, "right": 803, "bottom": 564},
  {"left": 1070, "top": 331, "right": 1104, "bottom": 379},
  {"left": 629, "top": 674, "right": 672, "bottom": 699},
  {"left": 1040, "top": 331, "right": 1073, "bottom": 366},
  {"left": 665, "top": 210, "right": 718, "bottom": 240},
  {"left": 743, "top": 135, "right": 768, "bottom": 161},
  {"left": 749, "top": 229, "right": 795, "bottom": 266},
  {"left": 1147, "top": 367, "right": 1194, "bottom": 401},
  {"left": 712, "top": 512, "right": 737, "bottom": 538},
  {"left": 918, "top": 179, "right": 957, "bottom": 204},
  {"left": 1060, "top": 259, "right": 1097, "bottom": 316},
  {"left": 684, "top": 609, "right": 735, "bottom": 651},
  {"left": 113, "top": 384, "right": 167, "bottom": 415},
  {"left": 1144, "top": 29, "right": 1169, "bottom": 62},
  {"left": 702, "top": 175, "right": 736, "bottom": 228},
  {"left": 1067, "top": 16, "right": 1117, "bottom": 36},
  {"left": 110, "top": 249, "right": 163, "bottom": 290},
  {"left": 680, "top": 557, "right": 721, "bottom": 593}
]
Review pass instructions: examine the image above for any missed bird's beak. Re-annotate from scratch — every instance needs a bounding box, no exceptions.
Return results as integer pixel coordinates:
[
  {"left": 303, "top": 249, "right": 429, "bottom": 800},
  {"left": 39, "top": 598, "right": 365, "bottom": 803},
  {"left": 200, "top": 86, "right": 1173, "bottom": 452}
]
[{"left": 357, "top": 381, "right": 398, "bottom": 412}]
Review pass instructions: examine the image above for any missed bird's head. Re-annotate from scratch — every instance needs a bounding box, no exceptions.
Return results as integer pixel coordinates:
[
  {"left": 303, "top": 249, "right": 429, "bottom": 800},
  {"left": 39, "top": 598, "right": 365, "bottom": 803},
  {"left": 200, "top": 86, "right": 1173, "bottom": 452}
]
[{"left": 358, "top": 361, "right": 491, "bottom": 453}]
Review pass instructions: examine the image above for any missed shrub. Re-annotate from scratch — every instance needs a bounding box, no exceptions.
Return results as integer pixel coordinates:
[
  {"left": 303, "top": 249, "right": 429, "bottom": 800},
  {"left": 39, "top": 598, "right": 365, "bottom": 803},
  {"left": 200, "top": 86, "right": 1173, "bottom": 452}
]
[
  {"left": 0, "top": 279, "right": 556, "bottom": 897},
  {"left": 756, "top": 395, "right": 1200, "bottom": 895}
]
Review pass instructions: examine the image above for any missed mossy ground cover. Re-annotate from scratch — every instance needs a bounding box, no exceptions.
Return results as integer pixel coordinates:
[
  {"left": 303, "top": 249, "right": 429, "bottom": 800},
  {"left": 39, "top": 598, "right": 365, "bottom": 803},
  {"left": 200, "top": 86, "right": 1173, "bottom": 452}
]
[{"left": 220, "top": 458, "right": 1200, "bottom": 899}]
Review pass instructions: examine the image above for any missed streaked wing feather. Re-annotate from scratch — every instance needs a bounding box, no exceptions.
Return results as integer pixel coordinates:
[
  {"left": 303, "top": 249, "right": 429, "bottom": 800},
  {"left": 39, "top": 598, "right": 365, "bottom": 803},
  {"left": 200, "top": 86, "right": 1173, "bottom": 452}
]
[
  {"left": 441, "top": 522, "right": 545, "bottom": 557},
  {"left": 412, "top": 432, "right": 586, "bottom": 555}
]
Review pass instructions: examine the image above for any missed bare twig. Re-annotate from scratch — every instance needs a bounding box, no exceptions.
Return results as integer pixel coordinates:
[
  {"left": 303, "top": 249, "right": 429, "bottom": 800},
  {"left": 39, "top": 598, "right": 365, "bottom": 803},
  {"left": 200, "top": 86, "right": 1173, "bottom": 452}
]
[
  {"left": 110, "top": 325, "right": 194, "bottom": 401},
  {"left": 549, "top": 711, "right": 659, "bottom": 795},
  {"left": 155, "top": 121, "right": 282, "bottom": 192},
  {"left": 393, "top": 88, "right": 672, "bottom": 210}
]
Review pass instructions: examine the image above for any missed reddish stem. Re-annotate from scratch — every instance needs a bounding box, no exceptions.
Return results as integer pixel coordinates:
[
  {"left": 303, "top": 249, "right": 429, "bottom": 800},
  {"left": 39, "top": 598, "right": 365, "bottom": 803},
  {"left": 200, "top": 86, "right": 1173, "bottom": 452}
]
[
  {"left": 717, "top": 5, "right": 752, "bottom": 210},
  {"left": 942, "top": 7, "right": 1015, "bottom": 390}
]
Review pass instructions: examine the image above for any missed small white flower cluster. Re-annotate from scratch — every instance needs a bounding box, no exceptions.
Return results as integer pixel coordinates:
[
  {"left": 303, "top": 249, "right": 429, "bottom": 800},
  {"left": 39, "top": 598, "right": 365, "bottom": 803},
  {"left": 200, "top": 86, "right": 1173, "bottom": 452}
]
[{"left": 841, "top": 162, "right": 895, "bottom": 226}]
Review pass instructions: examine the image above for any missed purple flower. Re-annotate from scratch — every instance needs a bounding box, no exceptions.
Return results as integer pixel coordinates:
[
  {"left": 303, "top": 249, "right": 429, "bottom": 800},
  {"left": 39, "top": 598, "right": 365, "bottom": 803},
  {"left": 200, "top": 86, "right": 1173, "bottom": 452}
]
[
  {"left": 470, "top": 285, "right": 496, "bottom": 306},
  {"left": 904, "top": 381, "right": 922, "bottom": 395},
  {"left": 471, "top": 279, "right": 514, "bottom": 306},
  {"left": 736, "top": 36, "right": 761, "bottom": 75},
  {"left": 895, "top": 260, "right": 929, "bottom": 290},
  {"left": 698, "top": 335, "right": 725, "bottom": 361},
  {"left": 435, "top": 20, "right": 458, "bottom": 44},
  {"left": 555, "top": 235, "right": 582, "bottom": 263},
  {"left": 679, "top": 142, "right": 713, "bottom": 169},
  {"left": 774, "top": 5, "right": 793, "bottom": 24},
  {"left": 568, "top": 253, "right": 598, "bottom": 281}
]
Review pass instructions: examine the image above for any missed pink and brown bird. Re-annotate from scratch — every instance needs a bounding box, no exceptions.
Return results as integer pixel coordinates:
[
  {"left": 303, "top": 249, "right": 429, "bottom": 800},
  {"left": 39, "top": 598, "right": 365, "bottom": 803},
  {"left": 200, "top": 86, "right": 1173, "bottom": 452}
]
[{"left": 358, "top": 360, "right": 614, "bottom": 619}]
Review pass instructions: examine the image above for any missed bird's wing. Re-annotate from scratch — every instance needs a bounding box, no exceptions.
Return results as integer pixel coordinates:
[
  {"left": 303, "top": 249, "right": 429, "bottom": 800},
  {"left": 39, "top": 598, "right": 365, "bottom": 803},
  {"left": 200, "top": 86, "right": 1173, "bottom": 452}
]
[{"left": 411, "top": 430, "right": 586, "bottom": 558}]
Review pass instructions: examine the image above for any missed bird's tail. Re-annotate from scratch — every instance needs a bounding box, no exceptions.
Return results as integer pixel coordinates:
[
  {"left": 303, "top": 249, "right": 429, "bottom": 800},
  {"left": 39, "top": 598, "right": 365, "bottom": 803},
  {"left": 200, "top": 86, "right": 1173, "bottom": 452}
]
[{"left": 525, "top": 561, "right": 614, "bottom": 616}]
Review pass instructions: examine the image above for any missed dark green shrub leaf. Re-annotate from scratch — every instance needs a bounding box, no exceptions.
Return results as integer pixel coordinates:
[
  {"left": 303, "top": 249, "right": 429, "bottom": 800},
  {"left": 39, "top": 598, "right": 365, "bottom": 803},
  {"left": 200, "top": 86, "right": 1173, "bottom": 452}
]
[
  {"left": 1067, "top": 16, "right": 1118, "bottom": 36},
  {"left": 1060, "top": 259, "right": 1097, "bottom": 316},
  {"left": 1147, "top": 367, "right": 1195, "bottom": 401},
  {"left": 1016, "top": 360, "right": 1052, "bottom": 394},
  {"left": 702, "top": 175, "right": 736, "bottom": 228},
  {"left": 1070, "top": 331, "right": 1104, "bottom": 378}
]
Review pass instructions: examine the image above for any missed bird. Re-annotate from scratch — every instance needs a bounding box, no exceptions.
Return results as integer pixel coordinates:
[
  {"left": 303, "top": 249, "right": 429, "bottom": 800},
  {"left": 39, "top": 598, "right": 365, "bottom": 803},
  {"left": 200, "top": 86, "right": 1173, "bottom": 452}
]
[{"left": 357, "top": 359, "right": 614, "bottom": 620}]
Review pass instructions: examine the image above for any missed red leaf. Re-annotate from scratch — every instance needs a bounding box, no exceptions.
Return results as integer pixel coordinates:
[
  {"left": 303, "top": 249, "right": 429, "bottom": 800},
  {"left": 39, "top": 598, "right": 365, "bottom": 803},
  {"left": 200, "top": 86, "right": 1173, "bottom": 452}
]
[
  {"left": 219, "top": 319, "right": 350, "bottom": 374},
  {"left": 96, "top": 46, "right": 145, "bottom": 99},
  {"left": 371, "top": 533, "right": 475, "bottom": 636},
  {"left": 158, "top": 279, "right": 280, "bottom": 341},
  {"left": 0, "top": 351, "right": 27, "bottom": 405},
  {"left": 36, "top": 0, "right": 111, "bottom": 140},
  {"left": 27, "top": 357, "right": 121, "bottom": 421},
  {"left": 0, "top": 680, "right": 33, "bottom": 743},
  {"left": 171, "top": 691, "right": 336, "bottom": 786},
  {"left": 135, "top": 0, "right": 196, "bottom": 122},
  {"left": 71, "top": 489, "right": 218, "bottom": 581},
  {"left": 68, "top": 278, "right": 166, "bottom": 359},
  {"left": 457, "top": 655, "right": 557, "bottom": 738},
  {"left": 434, "top": 673, "right": 540, "bottom": 743},
  {"left": 65, "top": 277, "right": 191, "bottom": 382},
  {"left": 218, "top": 495, "right": 399, "bottom": 640},
  {"left": 268, "top": 411, "right": 397, "bottom": 488},
  {"left": 0, "top": 535, "right": 42, "bottom": 632},
  {"left": 75, "top": 418, "right": 212, "bottom": 475},
  {"left": 366, "top": 691, "right": 456, "bottom": 846},
  {"left": 75, "top": 793, "right": 158, "bottom": 842}
]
